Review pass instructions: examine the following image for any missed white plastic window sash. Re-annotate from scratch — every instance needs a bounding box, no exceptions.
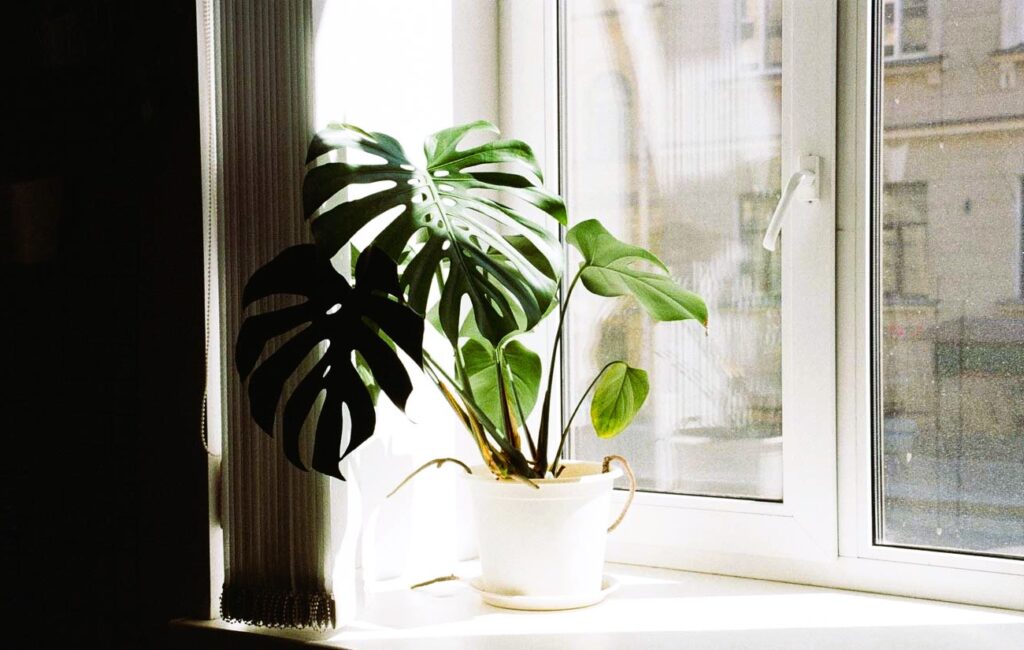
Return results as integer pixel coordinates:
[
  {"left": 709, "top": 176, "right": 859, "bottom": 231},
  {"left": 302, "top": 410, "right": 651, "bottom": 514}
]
[
  {"left": 512, "top": 0, "right": 838, "bottom": 561},
  {"left": 498, "top": 0, "right": 1024, "bottom": 609},
  {"left": 836, "top": 0, "right": 1023, "bottom": 608}
]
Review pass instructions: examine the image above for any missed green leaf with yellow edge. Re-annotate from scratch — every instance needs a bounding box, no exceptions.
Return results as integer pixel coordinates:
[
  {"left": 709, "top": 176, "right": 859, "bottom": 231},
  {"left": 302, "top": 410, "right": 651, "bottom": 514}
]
[{"left": 590, "top": 362, "right": 649, "bottom": 438}]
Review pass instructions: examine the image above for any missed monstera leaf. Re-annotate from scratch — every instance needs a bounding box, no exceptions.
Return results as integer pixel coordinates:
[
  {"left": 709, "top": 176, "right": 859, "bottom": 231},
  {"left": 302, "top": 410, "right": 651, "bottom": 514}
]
[
  {"left": 235, "top": 245, "right": 423, "bottom": 480},
  {"left": 567, "top": 219, "right": 708, "bottom": 326},
  {"left": 303, "top": 121, "right": 565, "bottom": 347}
]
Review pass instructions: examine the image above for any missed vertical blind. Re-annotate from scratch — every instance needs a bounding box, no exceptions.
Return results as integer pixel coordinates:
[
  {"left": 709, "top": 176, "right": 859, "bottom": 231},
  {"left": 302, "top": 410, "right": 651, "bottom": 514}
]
[{"left": 197, "top": 0, "right": 335, "bottom": 628}]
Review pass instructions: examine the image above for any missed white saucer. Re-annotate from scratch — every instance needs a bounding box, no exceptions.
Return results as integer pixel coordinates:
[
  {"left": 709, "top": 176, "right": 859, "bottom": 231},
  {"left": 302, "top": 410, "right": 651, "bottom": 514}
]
[{"left": 467, "top": 575, "right": 620, "bottom": 611}]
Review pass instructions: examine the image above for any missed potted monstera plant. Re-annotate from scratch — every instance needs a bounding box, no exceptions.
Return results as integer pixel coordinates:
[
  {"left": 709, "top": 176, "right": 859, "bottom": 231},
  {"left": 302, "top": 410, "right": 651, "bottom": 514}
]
[{"left": 236, "top": 121, "right": 707, "bottom": 609}]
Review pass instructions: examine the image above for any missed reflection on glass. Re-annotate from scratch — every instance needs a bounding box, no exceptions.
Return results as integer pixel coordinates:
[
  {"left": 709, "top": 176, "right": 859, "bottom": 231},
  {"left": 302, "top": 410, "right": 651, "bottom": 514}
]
[
  {"left": 878, "top": 0, "right": 1024, "bottom": 558},
  {"left": 883, "top": 1, "right": 897, "bottom": 57},
  {"left": 564, "top": 0, "right": 784, "bottom": 500},
  {"left": 901, "top": 0, "right": 929, "bottom": 54},
  {"left": 737, "top": 0, "right": 782, "bottom": 72},
  {"left": 883, "top": 0, "right": 931, "bottom": 58}
]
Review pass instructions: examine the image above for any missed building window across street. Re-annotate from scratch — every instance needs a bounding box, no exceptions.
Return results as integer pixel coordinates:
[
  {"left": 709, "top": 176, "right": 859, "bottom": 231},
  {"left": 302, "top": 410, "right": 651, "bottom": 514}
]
[
  {"left": 884, "top": 0, "right": 931, "bottom": 58},
  {"left": 882, "top": 182, "right": 929, "bottom": 302}
]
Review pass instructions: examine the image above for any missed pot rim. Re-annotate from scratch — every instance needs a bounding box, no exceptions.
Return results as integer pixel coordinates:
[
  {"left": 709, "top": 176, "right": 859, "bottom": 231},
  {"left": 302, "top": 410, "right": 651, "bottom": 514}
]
[{"left": 460, "top": 460, "right": 622, "bottom": 485}]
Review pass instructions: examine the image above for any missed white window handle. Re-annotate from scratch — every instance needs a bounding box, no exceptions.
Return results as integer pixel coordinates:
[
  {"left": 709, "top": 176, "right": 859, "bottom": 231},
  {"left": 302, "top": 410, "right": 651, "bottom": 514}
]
[{"left": 762, "top": 155, "right": 820, "bottom": 251}]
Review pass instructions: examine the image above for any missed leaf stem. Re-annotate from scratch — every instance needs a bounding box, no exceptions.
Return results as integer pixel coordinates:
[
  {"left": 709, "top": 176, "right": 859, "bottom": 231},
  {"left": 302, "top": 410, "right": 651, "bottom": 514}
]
[
  {"left": 433, "top": 268, "right": 468, "bottom": 385},
  {"left": 386, "top": 457, "right": 472, "bottom": 498},
  {"left": 410, "top": 574, "right": 460, "bottom": 590},
  {"left": 534, "top": 270, "right": 582, "bottom": 474},
  {"left": 424, "top": 351, "right": 534, "bottom": 477},
  {"left": 504, "top": 354, "right": 537, "bottom": 461},
  {"left": 550, "top": 361, "right": 617, "bottom": 475},
  {"left": 423, "top": 352, "right": 495, "bottom": 434},
  {"left": 494, "top": 350, "right": 519, "bottom": 451}
]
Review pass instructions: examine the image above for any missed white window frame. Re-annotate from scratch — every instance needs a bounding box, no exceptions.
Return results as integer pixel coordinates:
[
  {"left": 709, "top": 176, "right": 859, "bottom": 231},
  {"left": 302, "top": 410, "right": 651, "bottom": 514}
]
[{"left": 499, "top": 0, "right": 1024, "bottom": 611}]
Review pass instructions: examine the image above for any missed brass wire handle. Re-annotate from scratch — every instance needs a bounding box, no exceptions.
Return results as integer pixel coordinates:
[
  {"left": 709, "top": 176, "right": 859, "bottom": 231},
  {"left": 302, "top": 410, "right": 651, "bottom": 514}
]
[{"left": 603, "top": 455, "right": 637, "bottom": 533}]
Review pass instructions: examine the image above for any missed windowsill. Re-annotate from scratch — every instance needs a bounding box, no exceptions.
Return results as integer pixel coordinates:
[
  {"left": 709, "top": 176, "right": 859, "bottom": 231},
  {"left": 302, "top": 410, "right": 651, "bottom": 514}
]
[{"left": 167, "top": 562, "right": 1024, "bottom": 649}]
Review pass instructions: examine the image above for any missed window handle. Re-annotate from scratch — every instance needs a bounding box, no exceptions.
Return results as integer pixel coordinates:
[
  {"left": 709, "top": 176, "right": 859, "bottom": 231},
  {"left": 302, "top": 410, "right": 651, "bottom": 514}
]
[{"left": 762, "top": 155, "right": 820, "bottom": 251}]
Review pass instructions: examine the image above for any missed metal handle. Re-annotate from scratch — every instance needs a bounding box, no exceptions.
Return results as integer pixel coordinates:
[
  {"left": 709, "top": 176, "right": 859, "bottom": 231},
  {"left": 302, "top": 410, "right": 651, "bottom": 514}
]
[
  {"left": 603, "top": 455, "right": 636, "bottom": 533},
  {"left": 762, "top": 155, "right": 820, "bottom": 251}
]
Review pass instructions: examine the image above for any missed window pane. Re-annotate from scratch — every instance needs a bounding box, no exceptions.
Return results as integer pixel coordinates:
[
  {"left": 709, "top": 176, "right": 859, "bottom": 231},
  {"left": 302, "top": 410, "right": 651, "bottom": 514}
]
[
  {"left": 564, "top": 0, "right": 784, "bottom": 500},
  {"left": 876, "top": 0, "right": 1024, "bottom": 558}
]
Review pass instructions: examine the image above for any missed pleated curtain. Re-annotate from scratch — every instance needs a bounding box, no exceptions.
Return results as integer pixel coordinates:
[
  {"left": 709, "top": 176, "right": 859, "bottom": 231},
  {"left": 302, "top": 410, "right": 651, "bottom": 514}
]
[{"left": 197, "top": 0, "right": 335, "bottom": 628}]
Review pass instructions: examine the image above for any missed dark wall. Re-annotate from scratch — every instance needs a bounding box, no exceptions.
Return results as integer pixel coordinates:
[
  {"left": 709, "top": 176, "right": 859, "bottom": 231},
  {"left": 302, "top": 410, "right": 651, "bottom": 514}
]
[{"left": 1, "top": 1, "right": 209, "bottom": 647}]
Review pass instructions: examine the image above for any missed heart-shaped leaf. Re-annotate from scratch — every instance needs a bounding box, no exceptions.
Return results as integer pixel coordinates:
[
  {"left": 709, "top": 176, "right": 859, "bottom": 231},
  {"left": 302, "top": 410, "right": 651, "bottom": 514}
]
[
  {"left": 304, "top": 121, "right": 565, "bottom": 347},
  {"left": 567, "top": 219, "right": 708, "bottom": 326},
  {"left": 235, "top": 245, "right": 423, "bottom": 480},
  {"left": 460, "top": 338, "right": 542, "bottom": 427},
  {"left": 590, "top": 362, "right": 649, "bottom": 438}
]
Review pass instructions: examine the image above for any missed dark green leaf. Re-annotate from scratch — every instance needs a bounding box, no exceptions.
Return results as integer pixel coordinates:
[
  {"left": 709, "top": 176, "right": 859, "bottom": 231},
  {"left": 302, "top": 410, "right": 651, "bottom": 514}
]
[
  {"left": 304, "top": 122, "right": 565, "bottom": 346},
  {"left": 235, "top": 245, "right": 423, "bottom": 480}
]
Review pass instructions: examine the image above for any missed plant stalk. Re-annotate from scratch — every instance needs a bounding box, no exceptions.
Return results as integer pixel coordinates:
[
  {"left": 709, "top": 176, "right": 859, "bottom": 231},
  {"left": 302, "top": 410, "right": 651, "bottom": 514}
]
[
  {"left": 423, "top": 351, "right": 534, "bottom": 477},
  {"left": 533, "top": 270, "right": 582, "bottom": 475},
  {"left": 386, "top": 457, "right": 472, "bottom": 498},
  {"left": 410, "top": 574, "right": 460, "bottom": 590},
  {"left": 506, "top": 361, "right": 537, "bottom": 461},
  {"left": 494, "top": 351, "right": 521, "bottom": 451},
  {"left": 550, "top": 361, "right": 617, "bottom": 475}
]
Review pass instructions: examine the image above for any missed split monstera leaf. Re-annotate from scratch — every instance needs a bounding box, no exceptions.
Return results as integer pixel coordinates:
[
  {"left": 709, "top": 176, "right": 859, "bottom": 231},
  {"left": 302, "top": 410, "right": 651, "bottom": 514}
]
[
  {"left": 235, "top": 245, "right": 423, "bottom": 479},
  {"left": 303, "top": 121, "right": 564, "bottom": 345},
  {"left": 235, "top": 121, "right": 707, "bottom": 481}
]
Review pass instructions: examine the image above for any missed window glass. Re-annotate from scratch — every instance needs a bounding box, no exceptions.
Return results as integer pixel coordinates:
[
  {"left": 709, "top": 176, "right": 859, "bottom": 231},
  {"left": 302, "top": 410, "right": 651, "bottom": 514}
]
[
  {"left": 765, "top": 0, "right": 783, "bottom": 69},
  {"left": 1019, "top": 178, "right": 1024, "bottom": 300},
  {"left": 882, "top": 183, "right": 929, "bottom": 301},
  {"left": 901, "top": 0, "right": 929, "bottom": 54},
  {"left": 737, "top": 0, "right": 782, "bottom": 71},
  {"left": 876, "top": 0, "right": 1024, "bottom": 558},
  {"left": 565, "top": 0, "right": 784, "bottom": 500},
  {"left": 883, "top": 1, "right": 897, "bottom": 57},
  {"left": 740, "top": 192, "right": 783, "bottom": 300},
  {"left": 1001, "top": 0, "right": 1024, "bottom": 49},
  {"left": 883, "top": 0, "right": 930, "bottom": 58}
]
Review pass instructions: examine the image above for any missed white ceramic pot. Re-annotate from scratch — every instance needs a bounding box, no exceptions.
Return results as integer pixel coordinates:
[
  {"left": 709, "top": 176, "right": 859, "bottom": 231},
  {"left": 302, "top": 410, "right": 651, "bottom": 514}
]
[{"left": 460, "top": 461, "right": 625, "bottom": 598}]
